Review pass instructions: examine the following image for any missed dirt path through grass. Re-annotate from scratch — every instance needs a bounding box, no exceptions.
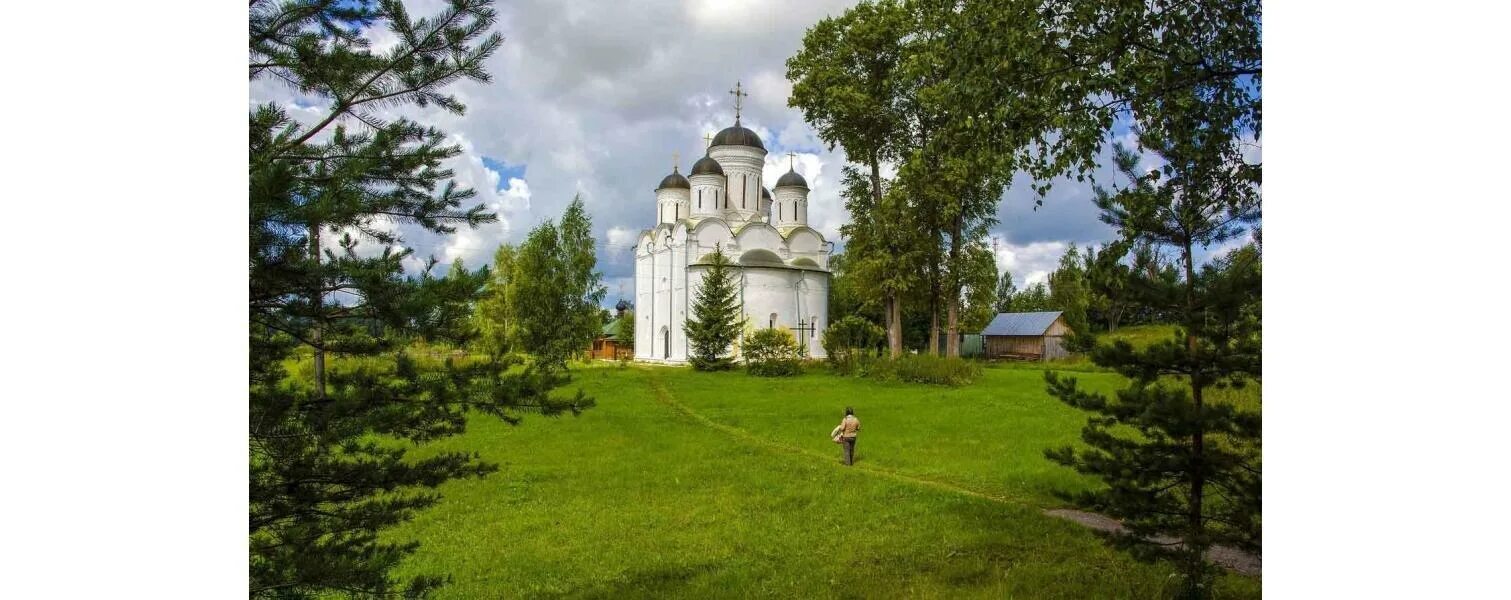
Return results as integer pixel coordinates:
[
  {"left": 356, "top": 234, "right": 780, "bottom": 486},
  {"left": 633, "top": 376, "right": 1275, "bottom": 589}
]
[{"left": 645, "top": 371, "right": 1260, "bottom": 577}]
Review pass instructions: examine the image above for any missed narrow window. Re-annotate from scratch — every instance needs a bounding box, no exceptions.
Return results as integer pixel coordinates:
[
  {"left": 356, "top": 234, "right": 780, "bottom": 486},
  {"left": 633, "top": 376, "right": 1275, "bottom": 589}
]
[
  {"left": 742, "top": 175, "right": 747, "bottom": 208},
  {"left": 698, "top": 189, "right": 702, "bottom": 209}
]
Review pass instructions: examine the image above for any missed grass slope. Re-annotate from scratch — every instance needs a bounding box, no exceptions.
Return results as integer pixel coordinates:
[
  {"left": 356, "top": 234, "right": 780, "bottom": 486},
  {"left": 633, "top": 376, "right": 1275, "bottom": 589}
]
[{"left": 383, "top": 364, "right": 1259, "bottom": 598}]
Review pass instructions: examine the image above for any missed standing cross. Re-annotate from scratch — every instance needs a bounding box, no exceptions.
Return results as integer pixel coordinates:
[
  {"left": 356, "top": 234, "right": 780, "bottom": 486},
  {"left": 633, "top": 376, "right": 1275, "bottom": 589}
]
[
  {"left": 728, "top": 80, "right": 748, "bottom": 123},
  {"left": 703, "top": 132, "right": 714, "bottom": 150},
  {"left": 786, "top": 151, "right": 797, "bottom": 171},
  {"left": 672, "top": 151, "right": 679, "bottom": 170}
]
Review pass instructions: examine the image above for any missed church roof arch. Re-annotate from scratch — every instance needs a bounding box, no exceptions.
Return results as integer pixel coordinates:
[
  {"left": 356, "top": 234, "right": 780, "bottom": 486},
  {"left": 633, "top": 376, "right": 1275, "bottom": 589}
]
[
  {"left": 738, "top": 248, "right": 785, "bottom": 266},
  {"left": 734, "top": 221, "right": 786, "bottom": 253}
]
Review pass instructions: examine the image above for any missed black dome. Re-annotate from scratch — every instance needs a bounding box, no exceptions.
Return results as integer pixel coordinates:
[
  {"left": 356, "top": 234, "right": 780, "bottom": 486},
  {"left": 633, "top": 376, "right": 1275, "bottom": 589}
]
[
  {"left": 711, "top": 125, "right": 765, "bottom": 151},
  {"left": 775, "top": 168, "right": 808, "bottom": 189},
  {"left": 690, "top": 154, "right": 724, "bottom": 176},
  {"left": 761, "top": 187, "right": 772, "bottom": 200},
  {"left": 615, "top": 299, "right": 631, "bottom": 312},
  {"left": 657, "top": 167, "right": 690, "bottom": 190}
]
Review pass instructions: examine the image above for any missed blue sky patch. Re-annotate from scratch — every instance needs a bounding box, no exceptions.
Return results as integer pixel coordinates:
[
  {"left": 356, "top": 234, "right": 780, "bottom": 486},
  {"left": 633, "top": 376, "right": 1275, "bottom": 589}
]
[{"left": 481, "top": 157, "right": 526, "bottom": 187}]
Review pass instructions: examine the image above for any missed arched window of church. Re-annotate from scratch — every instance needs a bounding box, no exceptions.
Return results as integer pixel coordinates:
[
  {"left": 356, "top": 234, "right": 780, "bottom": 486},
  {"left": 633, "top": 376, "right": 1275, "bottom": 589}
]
[
  {"left": 697, "top": 189, "right": 702, "bottom": 209},
  {"left": 742, "top": 175, "right": 747, "bottom": 208}
]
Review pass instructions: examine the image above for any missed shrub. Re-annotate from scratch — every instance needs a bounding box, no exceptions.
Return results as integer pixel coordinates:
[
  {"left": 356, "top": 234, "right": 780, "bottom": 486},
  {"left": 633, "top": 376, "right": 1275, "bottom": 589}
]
[
  {"left": 822, "top": 316, "right": 885, "bottom": 375},
  {"left": 865, "top": 354, "right": 982, "bottom": 386},
  {"left": 743, "top": 327, "right": 803, "bottom": 377}
]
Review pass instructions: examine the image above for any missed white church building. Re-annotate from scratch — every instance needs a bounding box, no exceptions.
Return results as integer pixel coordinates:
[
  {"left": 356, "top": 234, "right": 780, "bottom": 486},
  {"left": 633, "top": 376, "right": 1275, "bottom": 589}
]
[{"left": 634, "top": 83, "right": 831, "bottom": 363}]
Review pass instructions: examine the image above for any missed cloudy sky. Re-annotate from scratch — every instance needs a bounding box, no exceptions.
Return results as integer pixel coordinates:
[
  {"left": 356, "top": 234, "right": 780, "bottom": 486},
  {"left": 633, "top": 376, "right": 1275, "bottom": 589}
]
[{"left": 250, "top": 0, "right": 1257, "bottom": 306}]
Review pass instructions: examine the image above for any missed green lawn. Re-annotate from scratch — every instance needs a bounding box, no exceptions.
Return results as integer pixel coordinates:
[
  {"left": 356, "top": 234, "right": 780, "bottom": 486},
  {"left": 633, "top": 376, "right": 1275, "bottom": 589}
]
[{"left": 379, "top": 363, "right": 1259, "bottom": 598}]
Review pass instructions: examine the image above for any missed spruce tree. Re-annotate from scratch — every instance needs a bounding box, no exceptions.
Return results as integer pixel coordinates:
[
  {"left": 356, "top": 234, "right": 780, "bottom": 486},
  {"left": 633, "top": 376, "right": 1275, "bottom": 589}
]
[
  {"left": 249, "top": 2, "right": 591, "bottom": 597},
  {"left": 685, "top": 247, "right": 741, "bottom": 370},
  {"left": 1045, "top": 113, "right": 1261, "bottom": 598}
]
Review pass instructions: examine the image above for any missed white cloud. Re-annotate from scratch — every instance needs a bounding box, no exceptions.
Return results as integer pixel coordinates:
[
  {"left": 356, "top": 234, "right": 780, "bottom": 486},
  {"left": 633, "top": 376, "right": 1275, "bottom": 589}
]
[
  {"left": 992, "top": 240, "right": 1069, "bottom": 289},
  {"left": 252, "top": 0, "right": 1224, "bottom": 308}
]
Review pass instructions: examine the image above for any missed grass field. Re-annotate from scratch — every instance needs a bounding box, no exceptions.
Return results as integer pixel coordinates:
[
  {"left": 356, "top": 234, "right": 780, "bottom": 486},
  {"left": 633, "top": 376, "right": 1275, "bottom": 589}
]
[{"left": 376, "top": 363, "right": 1260, "bottom": 598}]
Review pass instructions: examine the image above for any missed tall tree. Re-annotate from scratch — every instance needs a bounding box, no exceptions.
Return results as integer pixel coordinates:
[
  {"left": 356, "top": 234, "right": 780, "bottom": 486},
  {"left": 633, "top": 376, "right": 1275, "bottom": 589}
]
[
  {"left": 1049, "top": 244, "right": 1091, "bottom": 333},
  {"left": 473, "top": 244, "right": 518, "bottom": 361},
  {"left": 1046, "top": 98, "right": 1262, "bottom": 598},
  {"left": 249, "top": 1, "right": 591, "bottom": 596},
  {"left": 617, "top": 308, "right": 635, "bottom": 354},
  {"left": 558, "top": 195, "right": 608, "bottom": 358},
  {"left": 929, "top": 0, "right": 1261, "bottom": 203},
  {"left": 1084, "top": 241, "right": 1134, "bottom": 332},
  {"left": 685, "top": 248, "right": 742, "bottom": 371},
  {"left": 957, "top": 241, "right": 1001, "bottom": 333},
  {"left": 993, "top": 270, "right": 1017, "bottom": 313},
  {"left": 834, "top": 166, "right": 924, "bottom": 356},
  {"left": 788, "top": 0, "right": 913, "bottom": 357},
  {"left": 509, "top": 220, "right": 568, "bottom": 365},
  {"left": 1012, "top": 282, "right": 1054, "bottom": 312}
]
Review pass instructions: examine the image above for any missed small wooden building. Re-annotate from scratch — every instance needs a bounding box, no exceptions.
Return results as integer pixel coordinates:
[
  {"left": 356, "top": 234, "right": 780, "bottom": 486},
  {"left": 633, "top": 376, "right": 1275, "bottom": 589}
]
[
  {"left": 980, "top": 311, "right": 1072, "bottom": 360},
  {"left": 590, "top": 319, "right": 632, "bottom": 360}
]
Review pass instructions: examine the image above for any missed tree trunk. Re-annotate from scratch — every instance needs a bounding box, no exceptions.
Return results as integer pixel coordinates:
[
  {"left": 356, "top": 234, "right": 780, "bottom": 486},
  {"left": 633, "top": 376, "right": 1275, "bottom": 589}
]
[
  {"left": 310, "top": 221, "right": 326, "bottom": 399},
  {"left": 870, "top": 155, "right": 902, "bottom": 360},
  {"left": 946, "top": 211, "right": 962, "bottom": 357},
  {"left": 927, "top": 265, "right": 940, "bottom": 356},
  {"left": 928, "top": 304, "right": 939, "bottom": 356},
  {"left": 885, "top": 293, "right": 902, "bottom": 358},
  {"left": 1181, "top": 238, "right": 1206, "bottom": 594}
]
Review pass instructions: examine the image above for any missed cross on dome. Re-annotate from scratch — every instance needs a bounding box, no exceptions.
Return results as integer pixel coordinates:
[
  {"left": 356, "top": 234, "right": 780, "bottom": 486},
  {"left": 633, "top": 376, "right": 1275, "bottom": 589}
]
[
  {"left": 728, "top": 80, "right": 748, "bottom": 124},
  {"left": 786, "top": 151, "right": 797, "bottom": 171},
  {"left": 702, "top": 132, "right": 714, "bottom": 150}
]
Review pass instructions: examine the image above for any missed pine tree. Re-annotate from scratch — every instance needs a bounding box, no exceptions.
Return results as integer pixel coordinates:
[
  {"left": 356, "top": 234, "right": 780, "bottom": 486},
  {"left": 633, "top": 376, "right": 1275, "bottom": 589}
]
[
  {"left": 1045, "top": 112, "right": 1261, "bottom": 598},
  {"left": 685, "top": 247, "right": 741, "bottom": 370},
  {"left": 249, "top": 2, "right": 592, "bottom": 597}
]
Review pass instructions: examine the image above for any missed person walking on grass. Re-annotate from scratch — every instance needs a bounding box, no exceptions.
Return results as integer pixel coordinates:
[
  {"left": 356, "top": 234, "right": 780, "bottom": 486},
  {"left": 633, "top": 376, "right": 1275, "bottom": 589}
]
[{"left": 831, "top": 407, "right": 861, "bottom": 466}]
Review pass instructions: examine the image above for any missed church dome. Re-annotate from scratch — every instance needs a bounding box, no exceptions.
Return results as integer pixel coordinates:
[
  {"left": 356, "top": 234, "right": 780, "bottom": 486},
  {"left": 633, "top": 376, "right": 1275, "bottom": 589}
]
[
  {"left": 711, "top": 124, "right": 765, "bottom": 151},
  {"left": 775, "top": 168, "right": 808, "bottom": 189},
  {"left": 690, "top": 154, "right": 724, "bottom": 176},
  {"left": 657, "top": 167, "right": 690, "bottom": 190},
  {"left": 761, "top": 187, "right": 772, "bottom": 201}
]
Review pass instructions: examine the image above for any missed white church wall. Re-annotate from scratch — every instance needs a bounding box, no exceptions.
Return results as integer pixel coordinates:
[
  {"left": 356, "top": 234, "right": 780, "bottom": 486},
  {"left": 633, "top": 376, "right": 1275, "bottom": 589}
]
[{"left": 634, "top": 234, "right": 654, "bottom": 360}]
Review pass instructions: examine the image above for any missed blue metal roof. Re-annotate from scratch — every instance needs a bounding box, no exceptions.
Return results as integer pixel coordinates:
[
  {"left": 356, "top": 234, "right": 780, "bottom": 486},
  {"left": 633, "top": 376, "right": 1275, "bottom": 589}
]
[{"left": 981, "top": 311, "right": 1064, "bottom": 336}]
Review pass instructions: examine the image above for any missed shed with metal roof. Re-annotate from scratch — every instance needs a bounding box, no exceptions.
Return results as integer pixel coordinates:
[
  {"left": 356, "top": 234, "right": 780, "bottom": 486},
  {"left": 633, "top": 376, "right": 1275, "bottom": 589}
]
[{"left": 979, "top": 311, "right": 1072, "bottom": 360}]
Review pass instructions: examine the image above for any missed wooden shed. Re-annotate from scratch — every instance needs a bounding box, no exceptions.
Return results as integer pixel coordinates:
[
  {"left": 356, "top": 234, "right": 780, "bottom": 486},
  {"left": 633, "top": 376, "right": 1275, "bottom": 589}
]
[
  {"left": 980, "top": 311, "right": 1072, "bottom": 360},
  {"left": 590, "top": 320, "right": 631, "bottom": 360}
]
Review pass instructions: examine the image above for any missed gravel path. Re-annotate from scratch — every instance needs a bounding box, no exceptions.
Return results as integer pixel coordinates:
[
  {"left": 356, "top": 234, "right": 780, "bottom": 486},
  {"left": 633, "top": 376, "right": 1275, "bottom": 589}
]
[{"left": 1044, "top": 509, "right": 1261, "bottom": 576}]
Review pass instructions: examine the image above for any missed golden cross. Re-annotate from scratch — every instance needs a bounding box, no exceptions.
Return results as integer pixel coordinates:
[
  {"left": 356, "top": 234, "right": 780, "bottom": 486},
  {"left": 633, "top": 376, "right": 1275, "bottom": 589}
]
[
  {"left": 703, "top": 132, "right": 714, "bottom": 149},
  {"left": 728, "top": 80, "right": 748, "bottom": 123}
]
